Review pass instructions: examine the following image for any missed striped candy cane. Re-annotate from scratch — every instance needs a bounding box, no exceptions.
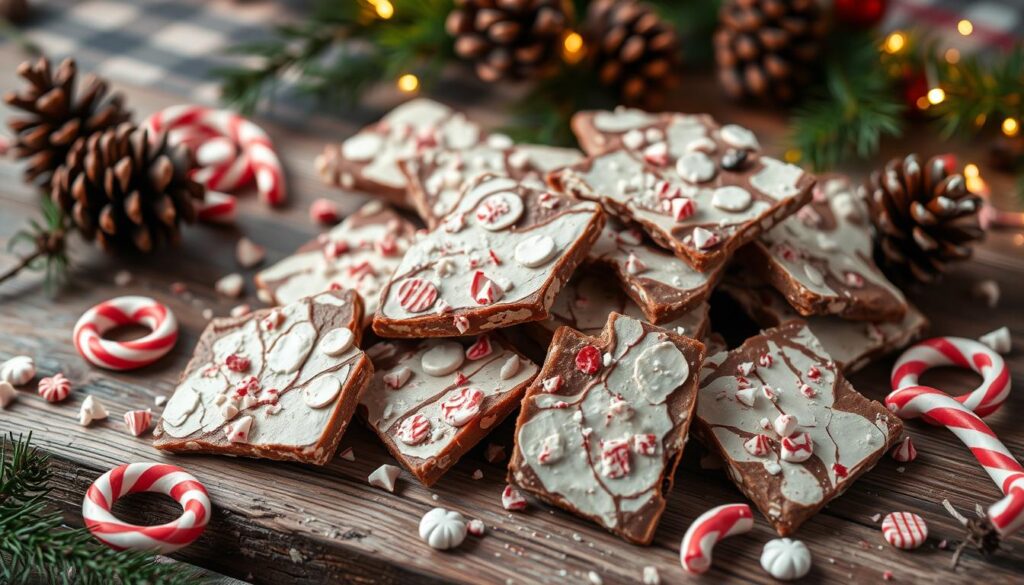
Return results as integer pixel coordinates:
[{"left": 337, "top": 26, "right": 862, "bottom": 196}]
[
  {"left": 144, "top": 105, "right": 286, "bottom": 206},
  {"left": 73, "top": 297, "right": 178, "bottom": 371},
  {"left": 680, "top": 503, "right": 754, "bottom": 574},
  {"left": 887, "top": 387, "right": 1024, "bottom": 536},
  {"left": 82, "top": 463, "right": 211, "bottom": 553}
]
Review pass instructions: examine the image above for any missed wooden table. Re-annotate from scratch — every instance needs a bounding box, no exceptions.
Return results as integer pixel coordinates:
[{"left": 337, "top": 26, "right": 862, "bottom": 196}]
[{"left": 2, "top": 45, "right": 1023, "bottom": 584}]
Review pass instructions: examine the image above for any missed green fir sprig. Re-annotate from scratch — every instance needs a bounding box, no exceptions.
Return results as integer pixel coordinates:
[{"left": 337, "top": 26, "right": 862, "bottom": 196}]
[
  {"left": 1, "top": 197, "right": 69, "bottom": 296},
  {"left": 1, "top": 432, "right": 197, "bottom": 585}
]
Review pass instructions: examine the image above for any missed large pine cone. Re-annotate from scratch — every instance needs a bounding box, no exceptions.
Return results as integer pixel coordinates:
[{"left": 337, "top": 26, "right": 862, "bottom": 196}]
[
  {"left": 4, "top": 57, "right": 131, "bottom": 187},
  {"left": 714, "top": 0, "right": 827, "bottom": 103},
  {"left": 51, "top": 123, "right": 204, "bottom": 254},
  {"left": 447, "top": 0, "right": 570, "bottom": 82},
  {"left": 585, "top": 0, "right": 681, "bottom": 107},
  {"left": 867, "top": 154, "right": 984, "bottom": 284}
]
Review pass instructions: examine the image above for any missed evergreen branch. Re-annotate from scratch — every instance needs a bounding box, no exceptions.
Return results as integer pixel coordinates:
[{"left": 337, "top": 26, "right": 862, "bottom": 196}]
[
  {"left": 930, "top": 42, "right": 1024, "bottom": 138},
  {"left": 1, "top": 198, "right": 69, "bottom": 295}
]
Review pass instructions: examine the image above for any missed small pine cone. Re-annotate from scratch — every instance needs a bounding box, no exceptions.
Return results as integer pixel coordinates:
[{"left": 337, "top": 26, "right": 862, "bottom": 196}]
[
  {"left": 585, "top": 0, "right": 681, "bottom": 108},
  {"left": 4, "top": 57, "right": 131, "bottom": 187},
  {"left": 714, "top": 0, "right": 827, "bottom": 103},
  {"left": 446, "top": 0, "right": 571, "bottom": 82},
  {"left": 867, "top": 154, "right": 984, "bottom": 284},
  {"left": 51, "top": 123, "right": 204, "bottom": 254}
]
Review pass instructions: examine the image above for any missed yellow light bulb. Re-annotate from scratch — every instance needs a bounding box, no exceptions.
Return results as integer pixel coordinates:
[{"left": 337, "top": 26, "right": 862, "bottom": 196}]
[
  {"left": 927, "top": 87, "right": 946, "bottom": 105},
  {"left": 964, "top": 164, "right": 980, "bottom": 178},
  {"left": 397, "top": 73, "right": 419, "bottom": 93},
  {"left": 375, "top": 0, "right": 394, "bottom": 20},
  {"left": 562, "top": 31, "right": 585, "bottom": 64},
  {"left": 1002, "top": 117, "right": 1020, "bottom": 137},
  {"left": 957, "top": 19, "right": 973, "bottom": 36},
  {"left": 945, "top": 48, "right": 960, "bottom": 64},
  {"left": 883, "top": 32, "right": 905, "bottom": 54},
  {"left": 916, "top": 96, "right": 930, "bottom": 110},
  {"left": 784, "top": 149, "right": 802, "bottom": 164}
]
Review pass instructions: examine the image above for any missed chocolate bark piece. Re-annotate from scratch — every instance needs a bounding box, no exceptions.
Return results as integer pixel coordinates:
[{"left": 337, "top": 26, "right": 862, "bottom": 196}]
[
  {"left": 359, "top": 334, "right": 539, "bottom": 486},
  {"left": 740, "top": 175, "right": 908, "bottom": 322},
  {"left": 254, "top": 202, "right": 417, "bottom": 325},
  {"left": 508, "top": 312, "right": 705, "bottom": 545},
  {"left": 551, "top": 112, "right": 814, "bottom": 272},
  {"left": 316, "top": 99, "right": 492, "bottom": 207},
  {"left": 695, "top": 321, "right": 903, "bottom": 536},
  {"left": 373, "top": 173, "right": 605, "bottom": 338},
  {"left": 588, "top": 219, "right": 723, "bottom": 324},
  {"left": 572, "top": 108, "right": 750, "bottom": 157},
  {"left": 529, "top": 271, "right": 710, "bottom": 344},
  {"left": 154, "top": 291, "right": 373, "bottom": 465},
  {"left": 720, "top": 278, "right": 928, "bottom": 374},
  {"left": 401, "top": 143, "right": 582, "bottom": 228}
]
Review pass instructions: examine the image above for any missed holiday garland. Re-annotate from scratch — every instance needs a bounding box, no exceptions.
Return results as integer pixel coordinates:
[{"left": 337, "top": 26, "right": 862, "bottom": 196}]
[{"left": 0, "top": 432, "right": 196, "bottom": 585}]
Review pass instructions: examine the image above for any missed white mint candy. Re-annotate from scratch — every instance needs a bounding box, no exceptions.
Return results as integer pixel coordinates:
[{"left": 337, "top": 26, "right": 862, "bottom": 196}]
[
  {"left": 500, "top": 355, "right": 521, "bottom": 380},
  {"left": 475, "top": 191, "right": 524, "bottom": 231},
  {"left": 368, "top": 464, "right": 401, "bottom": 493},
  {"left": 0, "top": 355, "right": 35, "bottom": 386},
  {"left": 0, "top": 381, "right": 15, "bottom": 408},
  {"left": 804, "top": 265, "right": 825, "bottom": 286},
  {"left": 773, "top": 414, "right": 798, "bottom": 437},
  {"left": 419, "top": 507, "right": 467, "bottom": 550},
  {"left": 720, "top": 124, "right": 760, "bottom": 150},
  {"left": 215, "top": 273, "right": 244, "bottom": 298},
  {"left": 979, "top": 326, "right": 1011, "bottom": 354},
  {"left": 760, "top": 538, "right": 811, "bottom": 581},
  {"left": 321, "top": 327, "right": 355, "bottom": 356},
  {"left": 341, "top": 132, "right": 384, "bottom": 162},
  {"left": 303, "top": 373, "right": 344, "bottom": 408},
  {"left": 421, "top": 341, "right": 465, "bottom": 376},
  {"left": 514, "top": 234, "right": 557, "bottom": 268},
  {"left": 711, "top": 186, "right": 752, "bottom": 212},
  {"left": 676, "top": 152, "right": 716, "bottom": 183},
  {"left": 79, "top": 395, "right": 109, "bottom": 426}
]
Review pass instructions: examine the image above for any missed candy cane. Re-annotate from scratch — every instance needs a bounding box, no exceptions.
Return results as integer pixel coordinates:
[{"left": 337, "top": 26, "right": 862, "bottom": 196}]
[
  {"left": 680, "top": 503, "right": 754, "bottom": 574},
  {"left": 82, "top": 463, "right": 211, "bottom": 553},
  {"left": 891, "top": 337, "right": 1010, "bottom": 421},
  {"left": 144, "top": 105, "right": 286, "bottom": 206},
  {"left": 887, "top": 388, "right": 1024, "bottom": 536},
  {"left": 73, "top": 297, "right": 178, "bottom": 371}
]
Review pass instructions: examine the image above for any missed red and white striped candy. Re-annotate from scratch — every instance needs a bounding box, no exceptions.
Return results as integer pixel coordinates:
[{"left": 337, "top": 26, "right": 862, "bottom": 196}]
[
  {"left": 38, "top": 373, "right": 71, "bottom": 403},
  {"left": 501, "top": 485, "right": 527, "bottom": 511},
  {"left": 680, "top": 503, "right": 755, "bottom": 574},
  {"left": 600, "top": 438, "right": 632, "bottom": 478},
  {"left": 82, "top": 462, "right": 210, "bottom": 553},
  {"left": 890, "top": 436, "right": 917, "bottom": 462},
  {"left": 633, "top": 434, "right": 658, "bottom": 456},
  {"left": 465, "top": 335, "right": 493, "bottom": 360},
  {"left": 309, "top": 198, "right": 341, "bottom": 225},
  {"left": 397, "top": 413, "right": 431, "bottom": 445},
  {"left": 396, "top": 278, "right": 438, "bottom": 313},
  {"left": 196, "top": 191, "right": 237, "bottom": 224},
  {"left": 780, "top": 432, "right": 813, "bottom": 463},
  {"left": 74, "top": 297, "right": 178, "bottom": 371},
  {"left": 123, "top": 409, "right": 152, "bottom": 437},
  {"left": 470, "top": 271, "right": 503, "bottom": 305},
  {"left": 145, "top": 105, "right": 286, "bottom": 206},
  {"left": 881, "top": 511, "right": 928, "bottom": 550},
  {"left": 441, "top": 387, "right": 484, "bottom": 427},
  {"left": 891, "top": 336, "right": 1010, "bottom": 421}
]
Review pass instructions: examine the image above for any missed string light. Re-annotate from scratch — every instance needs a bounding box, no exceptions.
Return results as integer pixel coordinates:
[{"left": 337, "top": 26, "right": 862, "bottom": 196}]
[
  {"left": 397, "top": 73, "right": 419, "bottom": 93},
  {"left": 1002, "top": 117, "right": 1020, "bottom": 137},
  {"left": 784, "top": 149, "right": 802, "bottom": 164},
  {"left": 957, "top": 19, "right": 973, "bottom": 36},
  {"left": 944, "top": 48, "right": 960, "bottom": 64},
  {"left": 927, "top": 87, "right": 946, "bottom": 105},
  {"left": 369, "top": 0, "right": 393, "bottom": 20},
  {"left": 562, "top": 31, "right": 585, "bottom": 64},
  {"left": 916, "top": 96, "right": 930, "bottom": 110},
  {"left": 883, "top": 32, "right": 906, "bottom": 54},
  {"left": 963, "top": 163, "right": 985, "bottom": 194}
]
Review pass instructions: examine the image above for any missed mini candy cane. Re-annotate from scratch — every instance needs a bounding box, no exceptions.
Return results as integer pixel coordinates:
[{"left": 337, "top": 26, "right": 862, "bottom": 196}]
[
  {"left": 680, "top": 503, "right": 754, "bottom": 574},
  {"left": 83, "top": 463, "right": 211, "bottom": 553},
  {"left": 887, "top": 388, "right": 1024, "bottom": 537},
  {"left": 144, "top": 105, "right": 286, "bottom": 206},
  {"left": 73, "top": 297, "right": 178, "bottom": 371},
  {"left": 891, "top": 336, "right": 1010, "bottom": 421}
]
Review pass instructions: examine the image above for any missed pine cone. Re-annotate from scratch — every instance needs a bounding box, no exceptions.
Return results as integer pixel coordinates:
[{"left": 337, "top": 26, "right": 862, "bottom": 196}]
[
  {"left": 51, "top": 123, "right": 204, "bottom": 254},
  {"left": 714, "top": 0, "right": 827, "bottom": 103},
  {"left": 447, "top": 0, "right": 570, "bottom": 82},
  {"left": 867, "top": 154, "right": 984, "bottom": 284},
  {"left": 584, "top": 0, "right": 681, "bottom": 107},
  {"left": 4, "top": 57, "right": 131, "bottom": 187}
]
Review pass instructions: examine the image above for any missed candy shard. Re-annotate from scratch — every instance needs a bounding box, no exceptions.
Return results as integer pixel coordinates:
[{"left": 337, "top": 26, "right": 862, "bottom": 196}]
[{"left": 368, "top": 464, "right": 402, "bottom": 493}]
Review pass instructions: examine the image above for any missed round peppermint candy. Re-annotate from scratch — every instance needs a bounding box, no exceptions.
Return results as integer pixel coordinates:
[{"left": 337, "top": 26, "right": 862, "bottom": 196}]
[
  {"left": 441, "top": 387, "right": 484, "bottom": 427},
  {"left": 514, "top": 234, "right": 557, "bottom": 268},
  {"left": 474, "top": 191, "right": 523, "bottom": 231},
  {"left": 396, "top": 278, "right": 439, "bottom": 313},
  {"left": 881, "top": 512, "right": 928, "bottom": 550}
]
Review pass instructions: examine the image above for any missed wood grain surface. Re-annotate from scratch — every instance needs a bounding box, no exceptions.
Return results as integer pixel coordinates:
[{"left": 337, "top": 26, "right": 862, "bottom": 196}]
[{"left": 1, "top": 48, "right": 1023, "bottom": 584}]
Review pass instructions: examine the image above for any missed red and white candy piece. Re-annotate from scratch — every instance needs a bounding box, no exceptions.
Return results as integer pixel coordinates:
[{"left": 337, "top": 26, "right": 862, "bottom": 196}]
[
  {"left": 501, "top": 485, "right": 527, "bottom": 511},
  {"left": 576, "top": 345, "right": 601, "bottom": 375},
  {"left": 73, "top": 297, "right": 178, "bottom": 371},
  {"left": 82, "top": 462, "right": 211, "bottom": 553},
  {"left": 397, "top": 278, "right": 439, "bottom": 313},
  {"left": 600, "top": 438, "right": 632, "bottom": 479},
  {"left": 144, "top": 105, "right": 286, "bottom": 206},
  {"left": 123, "top": 409, "right": 152, "bottom": 437},
  {"left": 470, "top": 271, "right": 504, "bottom": 305},
  {"left": 780, "top": 432, "right": 813, "bottom": 463},
  {"left": 309, "top": 198, "right": 341, "bottom": 225},
  {"left": 890, "top": 436, "right": 917, "bottom": 462},
  {"left": 397, "top": 413, "right": 431, "bottom": 445},
  {"left": 680, "top": 503, "right": 755, "bottom": 574},
  {"left": 38, "top": 373, "right": 71, "bottom": 403},
  {"left": 891, "top": 336, "right": 1010, "bottom": 421},
  {"left": 881, "top": 511, "right": 928, "bottom": 550},
  {"left": 440, "top": 387, "right": 484, "bottom": 427},
  {"left": 196, "top": 191, "right": 237, "bottom": 224},
  {"left": 465, "top": 335, "right": 493, "bottom": 360}
]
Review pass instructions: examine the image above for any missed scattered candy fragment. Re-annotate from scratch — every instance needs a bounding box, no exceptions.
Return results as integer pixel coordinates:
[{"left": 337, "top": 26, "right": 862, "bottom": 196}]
[
  {"left": 235, "top": 237, "right": 266, "bottom": 268},
  {"left": 502, "top": 485, "right": 527, "bottom": 511},
  {"left": 467, "top": 518, "right": 485, "bottom": 536},
  {"left": 881, "top": 512, "right": 928, "bottom": 550},
  {"left": 760, "top": 538, "right": 812, "bottom": 580},
  {"left": 0, "top": 355, "right": 35, "bottom": 386},
  {"left": 890, "top": 436, "right": 917, "bottom": 462},
  {"left": 0, "top": 381, "right": 15, "bottom": 408},
  {"left": 368, "top": 464, "right": 401, "bottom": 493},
  {"left": 79, "top": 395, "right": 109, "bottom": 426},
  {"left": 309, "top": 198, "right": 341, "bottom": 224},
  {"left": 123, "top": 409, "right": 152, "bottom": 436},
  {"left": 979, "top": 326, "right": 1011, "bottom": 354},
  {"left": 419, "top": 507, "right": 467, "bottom": 550},
  {"left": 680, "top": 503, "right": 754, "bottom": 574}
]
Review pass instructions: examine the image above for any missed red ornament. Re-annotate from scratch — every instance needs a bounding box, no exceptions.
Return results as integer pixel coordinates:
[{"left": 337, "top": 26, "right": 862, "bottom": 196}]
[{"left": 834, "top": 0, "right": 888, "bottom": 29}]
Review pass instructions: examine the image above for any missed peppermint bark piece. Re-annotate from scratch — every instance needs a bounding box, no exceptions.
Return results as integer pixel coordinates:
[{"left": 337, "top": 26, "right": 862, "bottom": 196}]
[
  {"left": 508, "top": 312, "right": 705, "bottom": 545},
  {"left": 254, "top": 202, "right": 416, "bottom": 324},
  {"left": 572, "top": 108, "right": 751, "bottom": 157},
  {"left": 373, "top": 174, "right": 605, "bottom": 338},
  {"left": 720, "top": 278, "right": 927, "bottom": 373},
  {"left": 588, "top": 220, "right": 723, "bottom": 323},
  {"left": 529, "top": 271, "right": 710, "bottom": 344},
  {"left": 551, "top": 113, "right": 813, "bottom": 272},
  {"left": 695, "top": 321, "right": 903, "bottom": 536},
  {"left": 154, "top": 291, "right": 373, "bottom": 465},
  {"left": 402, "top": 143, "right": 582, "bottom": 228},
  {"left": 315, "top": 99, "right": 490, "bottom": 206},
  {"left": 740, "top": 175, "right": 908, "bottom": 321},
  {"left": 360, "top": 334, "right": 539, "bottom": 486}
]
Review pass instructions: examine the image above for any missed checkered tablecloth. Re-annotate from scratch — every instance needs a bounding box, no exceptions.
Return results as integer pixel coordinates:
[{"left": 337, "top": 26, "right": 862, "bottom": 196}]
[{"left": 3, "top": 0, "right": 1021, "bottom": 120}]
